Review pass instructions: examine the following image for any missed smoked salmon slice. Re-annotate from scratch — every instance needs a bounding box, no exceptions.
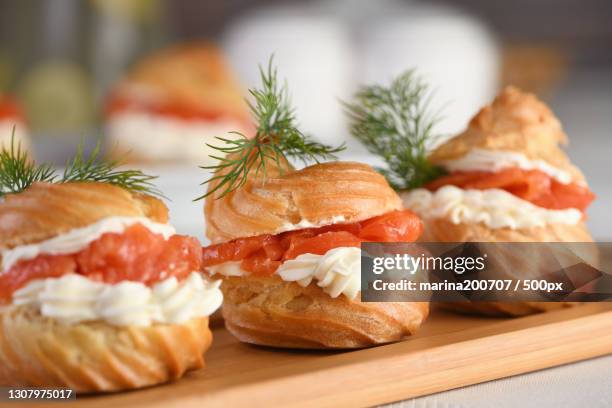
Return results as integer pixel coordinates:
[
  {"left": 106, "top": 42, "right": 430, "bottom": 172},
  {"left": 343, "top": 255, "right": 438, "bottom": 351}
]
[
  {"left": 1, "top": 224, "right": 201, "bottom": 303},
  {"left": 425, "top": 168, "right": 594, "bottom": 212},
  {"left": 202, "top": 210, "right": 422, "bottom": 276}
]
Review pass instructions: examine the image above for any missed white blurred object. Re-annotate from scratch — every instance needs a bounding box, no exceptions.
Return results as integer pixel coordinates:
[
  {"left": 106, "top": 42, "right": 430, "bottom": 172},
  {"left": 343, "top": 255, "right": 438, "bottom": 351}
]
[
  {"left": 222, "top": 5, "right": 353, "bottom": 147},
  {"left": 0, "top": 95, "right": 31, "bottom": 154},
  {"left": 222, "top": 0, "right": 499, "bottom": 160},
  {"left": 106, "top": 112, "right": 246, "bottom": 164},
  {"left": 144, "top": 165, "right": 208, "bottom": 243},
  {"left": 0, "top": 121, "right": 30, "bottom": 152},
  {"left": 358, "top": 1, "right": 499, "bottom": 140}
]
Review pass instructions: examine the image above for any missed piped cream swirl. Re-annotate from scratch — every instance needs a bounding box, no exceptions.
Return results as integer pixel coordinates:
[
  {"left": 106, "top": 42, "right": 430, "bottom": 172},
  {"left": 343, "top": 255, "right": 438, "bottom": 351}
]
[
  {"left": 207, "top": 247, "right": 362, "bottom": 299},
  {"left": 276, "top": 247, "right": 361, "bottom": 299},
  {"left": 438, "top": 148, "right": 573, "bottom": 184},
  {"left": 12, "top": 272, "right": 222, "bottom": 326},
  {"left": 401, "top": 185, "right": 582, "bottom": 229}
]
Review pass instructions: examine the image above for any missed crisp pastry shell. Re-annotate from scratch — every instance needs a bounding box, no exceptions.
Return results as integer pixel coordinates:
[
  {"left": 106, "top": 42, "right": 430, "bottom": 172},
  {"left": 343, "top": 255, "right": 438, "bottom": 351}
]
[
  {"left": 428, "top": 86, "right": 586, "bottom": 185},
  {"left": 417, "top": 86, "right": 595, "bottom": 316},
  {"left": 205, "top": 160, "right": 403, "bottom": 244},
  {"left": 0, "top": 183, "right": 213, "bottom": 391},
  {"left": 220, "top": 275, "right": 429, "bottom": 349},
  {"left": 0, "top": 305, "right": 212, "bottom": 392},
  {"left": 0, "top": 182, "right": 168, "bottom": 250},
  {"left": 421, "top": 218, "right": 594, "bottom": 317},
  {"left": 421, "top": 217, "right": 593, "bottom": 243}
]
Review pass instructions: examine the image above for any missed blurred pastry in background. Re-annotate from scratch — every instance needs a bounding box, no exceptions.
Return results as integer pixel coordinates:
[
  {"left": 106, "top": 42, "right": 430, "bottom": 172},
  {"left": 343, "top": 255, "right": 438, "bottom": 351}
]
[
  {"left": 501, "top": 44, "right": 568, "bottom": 97},
  {"left": 105, "top": 43, "right": 253, "bottom": 164},
  {"left": 0, "top": 94, "right": 31, "bottom": 153}
]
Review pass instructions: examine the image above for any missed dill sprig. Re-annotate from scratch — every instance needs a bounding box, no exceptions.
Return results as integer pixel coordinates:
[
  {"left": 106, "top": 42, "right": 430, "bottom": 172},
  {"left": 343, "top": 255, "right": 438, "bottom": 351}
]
[
  {"left": 197, "top": 57, "right": 345, "bottom": 200},
  {"left": 0, "top": 131, "right": 56, "bottom": 197},
  {"left": 344, "top": 70, "right": 445, "bottom": 190},
  {"left": 62, "top": 141, "right": 162, "bottom": 197},
  {"left": 0, "top": 131, "right": 162, "bottom": 198}
]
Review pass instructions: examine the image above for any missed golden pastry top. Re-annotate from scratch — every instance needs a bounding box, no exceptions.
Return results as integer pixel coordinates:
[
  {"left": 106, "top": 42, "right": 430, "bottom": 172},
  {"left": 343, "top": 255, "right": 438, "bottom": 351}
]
[
  {"left": 204, "top": 158, "right": 402, "bottom": 243},
  {"left": 0, "top": 182, "right": 168, "bottom": 249},
  {"left": 429, "top": 86, "right": 586, "bottom": 184}
]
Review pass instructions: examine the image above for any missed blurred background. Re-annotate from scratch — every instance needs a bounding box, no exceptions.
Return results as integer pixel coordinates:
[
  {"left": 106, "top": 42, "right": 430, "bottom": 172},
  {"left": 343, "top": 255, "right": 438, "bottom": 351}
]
[{"left": 0, "top": 0, "right": 610, "bottom": 240}]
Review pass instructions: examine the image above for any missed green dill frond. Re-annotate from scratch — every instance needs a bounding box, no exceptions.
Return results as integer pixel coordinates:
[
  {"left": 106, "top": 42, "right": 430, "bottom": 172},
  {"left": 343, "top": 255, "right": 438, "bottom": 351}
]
[
  {"left": 0, "top": 130, "right": 56, "bottom": 198},
  {"left": 197, "top": 57, "right": 345, "bottom": 200},
  {"left": 344, "top": 70, "right": 445, "bottom": 190},
  {"left": 62, "top": 141, "right": 163, "bottom": 198},
  {"left": 0, "top": 130, "right": 162, "bottom": 198},
  {"left": 197, "top": 134, "right": 280, "bottom": 200}
]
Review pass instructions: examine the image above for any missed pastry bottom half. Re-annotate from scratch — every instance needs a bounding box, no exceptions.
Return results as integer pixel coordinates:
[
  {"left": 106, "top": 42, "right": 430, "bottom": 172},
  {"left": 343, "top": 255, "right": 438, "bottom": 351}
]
[
  {"left": 0, "top": 305, "right": 212, "bottom": 393},
  {"left": 221, "top": 275, "right": 429, "bottom": 349},
  {"left": 421, "top": 218, "right": 594, "bottom": 317}
]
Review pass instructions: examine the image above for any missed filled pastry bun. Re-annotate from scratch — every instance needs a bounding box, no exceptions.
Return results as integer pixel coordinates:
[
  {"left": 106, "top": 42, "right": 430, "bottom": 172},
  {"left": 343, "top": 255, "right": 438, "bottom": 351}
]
[
  {"left": 0, "top": 94, "right": 31, "bottom": 155},
  {"left": 0, "top": 182, "right": 222, "bottom": 392},
  {"left": 203, "top": 159, "right": 429, "bottom": 349},
  {"left": 401, "top": 86, "right": 595, "bottom": 316},
  {"left": 105, "top": 43, "right": 252, "bottom": 164}
]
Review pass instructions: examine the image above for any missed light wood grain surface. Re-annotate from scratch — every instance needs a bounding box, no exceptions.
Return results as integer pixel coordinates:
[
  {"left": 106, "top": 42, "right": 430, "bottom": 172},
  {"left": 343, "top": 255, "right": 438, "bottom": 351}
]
[{"left": 20, "top": 303, "right": 612, "bottom": 408}]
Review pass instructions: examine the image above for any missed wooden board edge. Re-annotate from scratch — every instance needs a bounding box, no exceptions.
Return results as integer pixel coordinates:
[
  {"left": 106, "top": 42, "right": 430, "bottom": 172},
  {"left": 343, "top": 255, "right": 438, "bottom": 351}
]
[
  {"left": 184, "top": 307, "right": 612, "bottom": 408},
  {"left": 26, "top": 305, "right": 612, "bottom": 408}
]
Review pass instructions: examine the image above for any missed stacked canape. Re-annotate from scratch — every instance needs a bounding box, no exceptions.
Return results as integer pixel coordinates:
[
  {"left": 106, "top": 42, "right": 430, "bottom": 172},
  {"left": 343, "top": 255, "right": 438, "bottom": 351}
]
[
  {"left": 203, "top": 158, "right": 428, "bottom": 348},
  {"left": 400, "top": 87, "right": 595, "bottom": 315},
  {"left": 105, "top": 43, "right": 252, "bottom": 164},
  {"left": 0, "top": 149, "right": 222, "bottom": 392},
  {"left": 346, "top": 72, "right": 596, "bottom": 317},
  {"left": 199, "top": 60, "right": 428, "bottom": 349},
  {"left": 403, "top": 87, "right": 594, "bottom": 243},
  {"left": 0, "top": 94, "right": 30, "bottom": 153}
]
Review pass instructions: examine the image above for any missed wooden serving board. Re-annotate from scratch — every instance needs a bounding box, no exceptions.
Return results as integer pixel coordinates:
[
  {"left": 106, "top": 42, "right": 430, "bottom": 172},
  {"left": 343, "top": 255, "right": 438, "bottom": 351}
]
[{"left": 27, "top": 303, "right": 612, "bottom": 408}]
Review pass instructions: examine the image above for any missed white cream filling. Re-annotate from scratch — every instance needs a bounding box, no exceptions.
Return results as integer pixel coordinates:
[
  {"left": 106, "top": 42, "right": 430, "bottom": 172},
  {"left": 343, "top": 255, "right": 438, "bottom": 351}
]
[
  {"left": 401, "top": 185, "right": 582, "bottom": 229},
  {"left": 276, "top": 215, "right": 347, "bottom": 235},
  {"left": 106, "top": 111, "right": 248, "bottom": 163},
  {"left": 208, "top": 246, "right": 361, "bottom": 300},
  {"left": 438, "top": 148, "right": 573, "bottom": 185},
  {"left": 207, "top": 261, "right": 245, "bottom": 277},
  {"left": 1, "top": 216, "right": 176, "bottom": 273},
  {"left": 12, "top": 272, "right": 223, "bottom": 326},
  {"left": 0, "top": 120, "right": 30, "bottom": 151},
  {"left": 277, "top": 247, "right": 361, "bottom": 299}
]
